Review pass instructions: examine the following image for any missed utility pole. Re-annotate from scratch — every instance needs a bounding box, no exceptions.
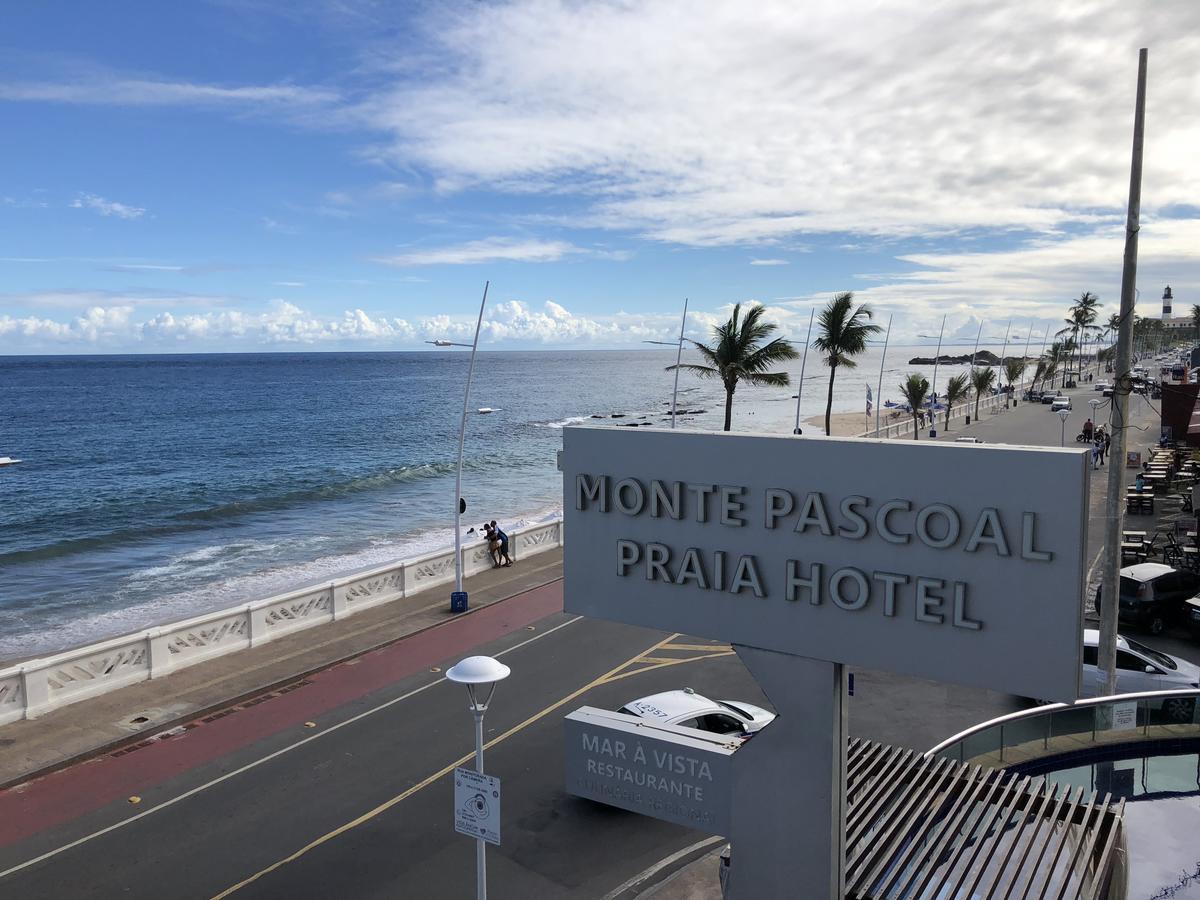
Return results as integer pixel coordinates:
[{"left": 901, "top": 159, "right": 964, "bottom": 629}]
[{"left": 1099, "top": 49, "right": 1148, "bottom": 697}]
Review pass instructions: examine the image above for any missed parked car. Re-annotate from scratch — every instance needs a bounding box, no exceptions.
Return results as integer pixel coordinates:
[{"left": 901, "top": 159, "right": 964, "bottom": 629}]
[
  {"left": 1094, "top": 382, "right": 1110, "bottom": 392},
  {"left": 1187, "top": 596, "right": 1200, "bottom": 640},
  {"left": 1040, "top": 393, "right": 1057, "bottom": 404},
  {"left": 1081, "top": 629, "right": 1199, "bottom": 722},
  {"left": 1095, "top": 563, "right": 1200, "bottom": 634},
  {"left": 1050, "top": 396, "right": 1071, "bottom": 412},
  {"left": 618, "top": 687, "right": 775, "bottom": 737}
]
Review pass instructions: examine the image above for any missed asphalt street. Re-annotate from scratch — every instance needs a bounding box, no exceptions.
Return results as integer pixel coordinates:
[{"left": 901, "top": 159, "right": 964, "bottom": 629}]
[{"left": 0, "top": 578, "right": 1020, "bottom": 900}]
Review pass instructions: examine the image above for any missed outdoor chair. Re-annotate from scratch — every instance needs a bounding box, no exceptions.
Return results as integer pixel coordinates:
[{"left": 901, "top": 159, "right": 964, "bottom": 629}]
[{"left": 1159, "top": 532, "right": 1183, "bottom": 568}]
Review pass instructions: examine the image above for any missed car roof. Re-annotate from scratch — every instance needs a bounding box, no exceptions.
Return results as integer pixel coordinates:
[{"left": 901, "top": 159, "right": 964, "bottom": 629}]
[
  {"left": 1082, "top": 628, "right": 1130, "bottom": 652},
  {"left": 626, "top": 689, "right": 716, "bottom": 719},
  {"left": 1121, "top": 562, "right": 1175, "bottom": 581}
]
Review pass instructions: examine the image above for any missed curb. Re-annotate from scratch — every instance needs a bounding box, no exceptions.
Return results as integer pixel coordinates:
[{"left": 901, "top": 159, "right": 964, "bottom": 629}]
[
  {"left": 0, "top": 573, "right": 562, "bottom": 792},
  {"left": 603, "top": 836, "right": 727, "bottom": 900}
]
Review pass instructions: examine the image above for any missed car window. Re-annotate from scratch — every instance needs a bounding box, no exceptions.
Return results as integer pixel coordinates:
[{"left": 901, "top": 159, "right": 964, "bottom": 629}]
[
  {"left": 1117, "top": 649, "right": 1153, "bottom": 673},
  {"left": 674, "top": 717, "right": 700, "bottom": 730},
  {"left": 699, "top": 713, "right": 747, "bottom": 735},
  {"left": 717, "top": 701, "right": 753, "bottom": 720},
  {"left": 1119, "top": 577, "right": 1141, "bottom": 598},
  {"left": 1082, "top": 645, "right": 1098, "bottom": 667},
  {"left": 1124, "top": 636, "right": 1178, "bottom": 670}
]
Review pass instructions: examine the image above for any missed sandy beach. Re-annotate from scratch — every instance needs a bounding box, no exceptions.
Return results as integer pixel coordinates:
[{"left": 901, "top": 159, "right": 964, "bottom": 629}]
[{"left": 806, "top": 410, "right": 909, "bottom": 436}]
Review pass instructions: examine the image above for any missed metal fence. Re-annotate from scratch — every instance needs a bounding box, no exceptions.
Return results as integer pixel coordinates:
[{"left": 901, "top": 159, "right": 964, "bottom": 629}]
[{"left": 860, "top": 391, "right": 1010, "bottom": 439}]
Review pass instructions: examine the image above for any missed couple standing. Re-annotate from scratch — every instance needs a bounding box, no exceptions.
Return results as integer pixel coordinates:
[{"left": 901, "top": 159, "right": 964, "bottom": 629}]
[{"left": 483, "top": 520, "right": 513, "bottom": 568}]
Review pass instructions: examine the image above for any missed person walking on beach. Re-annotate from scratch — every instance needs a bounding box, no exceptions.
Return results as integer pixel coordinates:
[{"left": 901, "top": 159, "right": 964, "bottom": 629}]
[{"left": 490, "top": 520, "right": 512, "bottom": 567}]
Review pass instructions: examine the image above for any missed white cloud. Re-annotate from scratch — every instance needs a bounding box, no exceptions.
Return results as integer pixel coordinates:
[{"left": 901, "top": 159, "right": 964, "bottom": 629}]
[
  {"left": 377, "top": 237, "right": 580, "bottom": 266},
  {"left": 273, "top": 281, "right": 306, "bottom": 287},
  {"left": 750, "top": 259, "right": 789, "bottom": 266},
  {"left": 357, "top": 1, "right": 1200, "bottom": 246},
  {"left": 71, "top": 193, "right": 145, "bottom": 219},
  {"left": 0, "top": 78, "right": 337, "bottom": 108}
]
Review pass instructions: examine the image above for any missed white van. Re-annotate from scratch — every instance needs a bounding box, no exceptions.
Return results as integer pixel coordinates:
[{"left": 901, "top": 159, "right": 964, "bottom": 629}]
[{"left": 1050, "top": 396, "right": 1071, "bottom": 412}]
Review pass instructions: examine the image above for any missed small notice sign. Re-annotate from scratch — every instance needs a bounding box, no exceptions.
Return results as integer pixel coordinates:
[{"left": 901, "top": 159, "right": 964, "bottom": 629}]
[
  {"left": 1126, "top": 450, "right": 1142, "bottom": 469},
  {"left": 454, "top": 767, "right": 501, "bottom": 845},
  {"left": 1111, "top": 701, "right": 1138, "bottom": 731}
]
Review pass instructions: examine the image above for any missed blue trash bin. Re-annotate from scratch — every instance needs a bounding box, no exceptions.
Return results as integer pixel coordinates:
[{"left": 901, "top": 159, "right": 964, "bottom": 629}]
[{"left": 451, "top": 591, "right": 468, "bottom": 613}]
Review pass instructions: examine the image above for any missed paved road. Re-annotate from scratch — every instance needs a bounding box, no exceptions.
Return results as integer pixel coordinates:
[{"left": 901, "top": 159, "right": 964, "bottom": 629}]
[{"left": 0, "top": 578, "right": 1019, "bottom": 899}]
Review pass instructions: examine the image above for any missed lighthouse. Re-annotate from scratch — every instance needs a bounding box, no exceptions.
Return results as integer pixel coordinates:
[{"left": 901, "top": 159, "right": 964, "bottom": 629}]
[{"left": 1163, "top": 285, "right": 1173, "bottom": 319}]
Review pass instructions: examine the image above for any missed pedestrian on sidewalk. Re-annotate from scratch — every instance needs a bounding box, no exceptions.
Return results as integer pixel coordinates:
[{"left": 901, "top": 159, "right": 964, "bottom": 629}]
[
  {"left": 1103, "top": 431, "right": 1111, "bottom": 464},
  {"left": 490, "top": 520, "right": 513, "bottom": 567},
  {"left": 1083, "top": 418, "right": 1094, "bottom": 442},
  {"left": 1092, "top": 438, "right": 1101, "bottom": 470}
]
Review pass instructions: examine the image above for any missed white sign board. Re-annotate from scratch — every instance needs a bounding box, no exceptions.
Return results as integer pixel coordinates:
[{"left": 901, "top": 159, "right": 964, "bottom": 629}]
[
  {"left": 563, "top": 427, "right": 1088, "bottom": 701},
  {"left": 454, "top": 767, "right": 501, "bottom": 845},
  {"left": 1110, "top": 701, "right": 1138, "bottom": 732}
]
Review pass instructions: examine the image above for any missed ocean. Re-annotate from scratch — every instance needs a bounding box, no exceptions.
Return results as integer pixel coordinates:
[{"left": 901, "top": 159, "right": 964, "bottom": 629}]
[{"left": 0, "top": 345, "right": 1017, "bottom": 658}]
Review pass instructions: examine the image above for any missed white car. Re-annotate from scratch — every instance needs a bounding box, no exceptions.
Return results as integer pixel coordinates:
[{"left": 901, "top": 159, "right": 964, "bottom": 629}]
[
  {"left": 1094, "top": 382, "right": 1110, "bottom": 392},
  {"left": 1080, "top": 628, "right": 1200, "bottom": 721},
  {"left": 618, "top": 688, "right": 775, "bottom": 737},
  {"left": 1050, "top": 396, "right": 1071, "bottom": 412}
]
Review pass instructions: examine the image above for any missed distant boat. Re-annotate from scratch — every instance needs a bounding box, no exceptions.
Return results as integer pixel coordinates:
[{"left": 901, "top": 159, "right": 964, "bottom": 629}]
[
  {"left": 0, "top": 456, "right": 21, "bottom": 467},
  {"left": 477, "top": 407, "right": 496, "bottom": 414}
]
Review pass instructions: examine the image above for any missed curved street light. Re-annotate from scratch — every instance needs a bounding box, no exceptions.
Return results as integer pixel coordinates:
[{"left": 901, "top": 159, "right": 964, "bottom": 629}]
[
  {"left": 1057, "top": 406, "right": 1071, "bottom": 447},
  {"left": 428, "top": 282, "right": 490, "bottom": 613}
]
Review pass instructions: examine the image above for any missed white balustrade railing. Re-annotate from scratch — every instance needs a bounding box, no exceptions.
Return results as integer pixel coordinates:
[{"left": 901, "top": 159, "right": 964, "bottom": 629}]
[
  {"left": 860, "top": 391, "right": 1010, "bottom": 439},
  {"left": 0, "top": 517, "right": 564, "bottom": 726}
]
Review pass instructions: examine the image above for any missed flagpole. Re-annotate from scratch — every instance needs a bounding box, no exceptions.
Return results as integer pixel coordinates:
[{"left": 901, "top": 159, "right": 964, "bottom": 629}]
[
  {"left": 793, "top": 308, "right": 816, "bottom": 435},
  {"left": 999, "top": 319, "right": 1011, "bottom": 407},
  {"left": 1019, "top": 318, "right": 1035, "bottom": 401},
  {"left": 875, "top": 314, "right": 893, "bottom": 436}
]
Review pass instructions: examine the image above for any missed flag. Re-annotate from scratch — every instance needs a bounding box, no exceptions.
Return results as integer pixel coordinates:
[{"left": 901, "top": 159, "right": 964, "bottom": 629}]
[{"left": 865, "top": 384, "right": 873, "bottom": 418}]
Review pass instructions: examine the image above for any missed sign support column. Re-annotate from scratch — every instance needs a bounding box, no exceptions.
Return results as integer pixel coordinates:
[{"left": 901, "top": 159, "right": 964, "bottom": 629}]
[{"left": 727, "top": 649, "right": 846, "bottom": 900}]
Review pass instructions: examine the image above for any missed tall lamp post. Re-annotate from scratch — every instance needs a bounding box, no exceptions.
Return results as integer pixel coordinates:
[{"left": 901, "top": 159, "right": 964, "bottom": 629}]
[
  {"left": 793, "top": 308, "right": 816, "bottom": 435},
  {"left": 644, "top": 298, "right": 689, "bottom": 428},
  {"left": 427, "top": 281, "right": 490, "bottom": 613},
  {"left": 446, "top": 655, "right": 511, "bottom": 900},
  {"left": 1057, "top": 407, "right": 1071, "bottom": 447}
]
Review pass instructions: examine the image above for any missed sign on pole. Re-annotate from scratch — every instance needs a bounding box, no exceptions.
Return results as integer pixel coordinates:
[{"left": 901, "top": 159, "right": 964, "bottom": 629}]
[
  {"left": 563, "top": 427, "right": 1087, "bottom": 701},
  {"left": 454, "top": 767, "right": 501, "bottom": 846}
]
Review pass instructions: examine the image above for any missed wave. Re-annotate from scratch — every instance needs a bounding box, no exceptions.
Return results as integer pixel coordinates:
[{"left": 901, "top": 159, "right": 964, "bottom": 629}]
[
  {"left": 0, "top": 461, "right": 463, "bottom": 567},
  {"left": 535, "top": 415, "right": 594, "bottom": 429},
  {"left": 0, "top": 502, "right": 565, "bottom": 660}
]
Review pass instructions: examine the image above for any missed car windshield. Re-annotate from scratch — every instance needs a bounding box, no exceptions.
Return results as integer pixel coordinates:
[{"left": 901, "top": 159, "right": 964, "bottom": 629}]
[
  {"left": 1123, "top": 636, "right": 1178, "bottom": 670},
  {"left": 717, "top": 701, "right": 752, "bottom": 720}
]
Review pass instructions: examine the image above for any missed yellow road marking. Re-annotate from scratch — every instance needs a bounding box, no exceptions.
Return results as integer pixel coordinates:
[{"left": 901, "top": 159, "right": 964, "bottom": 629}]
[
  {"left": 597, "top": 651, "right": 737, "bottom": 685},
  {"left": 659, "top": 643, "right": 732, "bottom": 652},
  {"left": 213, "top": 630, "right": 705, "bottom": 898}
]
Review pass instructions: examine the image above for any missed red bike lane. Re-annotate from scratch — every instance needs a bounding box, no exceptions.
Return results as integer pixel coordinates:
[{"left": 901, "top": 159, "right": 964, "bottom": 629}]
[{"left": 0, "top": 581, "right": 564, "bottom": 849}]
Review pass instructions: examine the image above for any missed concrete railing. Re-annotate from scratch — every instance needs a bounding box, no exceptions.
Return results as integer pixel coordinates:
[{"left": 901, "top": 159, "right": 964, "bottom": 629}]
[
  {"left": 860, "top": 391, "right": 1010, "bottom": 439},
  {"left": 0, "top": 517, "right": 565, "bottom": 726}
]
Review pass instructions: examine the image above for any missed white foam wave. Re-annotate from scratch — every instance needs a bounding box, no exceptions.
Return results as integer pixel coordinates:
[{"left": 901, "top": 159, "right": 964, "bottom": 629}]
[{"left": 536, "top": 414, "right": 593, "bottom": 429}]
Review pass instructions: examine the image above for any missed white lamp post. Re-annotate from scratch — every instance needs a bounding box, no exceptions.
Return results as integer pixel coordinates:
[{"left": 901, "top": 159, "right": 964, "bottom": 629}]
[
  {"left": 426, "top": 282, "right": 490, "bottom": 612},
  {"left": 1057, "top": 407, "right": 1071, "bottom": 447},
  {"left": 793, "top": 308, "right": 816, "bottom": 435},
  {"left": 644, "top": 298, "right": 689, "bottom": 428},
  {"left": 446, "top": 655, "right": 511, "bottom": 900}
]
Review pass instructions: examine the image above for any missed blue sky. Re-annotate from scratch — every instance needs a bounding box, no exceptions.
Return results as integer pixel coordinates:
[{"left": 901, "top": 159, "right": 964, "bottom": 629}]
[{"left": 3, "top": 1, "right": 1199, "bottom": 353}]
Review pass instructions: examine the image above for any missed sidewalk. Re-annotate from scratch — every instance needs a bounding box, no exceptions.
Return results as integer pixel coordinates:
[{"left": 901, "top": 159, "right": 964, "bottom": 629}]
[{"left": 0, "top": 548, "right": 563, "bottom": 789}]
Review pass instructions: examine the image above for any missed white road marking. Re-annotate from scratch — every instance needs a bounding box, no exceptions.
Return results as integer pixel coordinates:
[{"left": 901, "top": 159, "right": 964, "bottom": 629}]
[{"left": 0, "top": 615, "right": 583, "bottom": 880}]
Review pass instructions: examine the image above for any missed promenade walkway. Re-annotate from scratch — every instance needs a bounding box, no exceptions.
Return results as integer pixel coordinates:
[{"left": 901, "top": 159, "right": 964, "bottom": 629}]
[{"left": 0, "top": 548, "right": 563, "bottom": 788}]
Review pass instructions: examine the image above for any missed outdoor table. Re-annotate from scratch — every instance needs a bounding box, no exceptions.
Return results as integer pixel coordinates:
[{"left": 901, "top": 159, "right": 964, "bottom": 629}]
[{"left": 1122, "top": 530, "right": 1147, "bottom": 541}]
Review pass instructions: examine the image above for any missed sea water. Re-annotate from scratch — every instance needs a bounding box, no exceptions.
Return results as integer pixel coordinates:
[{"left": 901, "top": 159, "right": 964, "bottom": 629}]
[{"left": 0, "top": 345, "right": 1012, "bottom": 657}]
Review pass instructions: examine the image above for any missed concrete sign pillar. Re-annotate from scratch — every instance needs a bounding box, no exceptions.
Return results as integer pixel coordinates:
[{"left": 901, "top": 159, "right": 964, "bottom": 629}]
[{"left": 727, "top": 648, "right": 846, "bottom": 900}]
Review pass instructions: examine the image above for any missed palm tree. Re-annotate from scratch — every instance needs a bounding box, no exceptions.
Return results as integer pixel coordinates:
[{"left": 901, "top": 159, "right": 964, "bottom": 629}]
[
  {"left": 1032, "top": 359, "right": 1049, "bottom": 393},
  {"left": 667, "top": 303, "right": 798, "bottom": 431},
  {"left": 898, "top": 373, "right": 929, "bottom": 440},
  {"left": 971, "top": 366, "right": 996, "bottom": 420},
  {"left": 1047, "top": 341, "right": 1067, "bottom": 390},
  {"left": 1192, "top": 304, "right": 1200, "bottom": 342},
  {"left": 813, "top": 292, "right": 882, "bottom": 435},
  {"left": 1058, "top": 292, "right": 1100, "bottom": 383},
  {"left": 943, "top": 373, "right": 969, "bottom": 431},
  {"left": 1003, "top": 358, "right": 1026, "bottom": 407}
]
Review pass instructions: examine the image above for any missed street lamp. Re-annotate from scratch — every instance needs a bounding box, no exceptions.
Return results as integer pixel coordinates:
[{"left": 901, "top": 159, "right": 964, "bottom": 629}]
[
  {"left": 643, "top": 298, "right": 689, "bottom": 428},
  {"left": 427, "top": 281, "right": 490, "bottom": 613},
  {"left": 1057, "top": 407, "right": 1071, "bottom": 447},
  {"left": 446, "top": 655, "right": 511, "bottom": 900}
]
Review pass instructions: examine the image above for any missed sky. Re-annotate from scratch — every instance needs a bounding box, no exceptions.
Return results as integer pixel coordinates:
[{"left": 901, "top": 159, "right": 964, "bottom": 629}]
[{"left": 2, "top": 0, "right": 1199, "bottom": 354}]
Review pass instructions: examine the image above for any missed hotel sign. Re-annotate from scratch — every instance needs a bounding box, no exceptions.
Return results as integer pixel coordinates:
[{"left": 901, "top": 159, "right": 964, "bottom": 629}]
[{"left": 563, "top": 427, "right": 1088, "bottom": 701}]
